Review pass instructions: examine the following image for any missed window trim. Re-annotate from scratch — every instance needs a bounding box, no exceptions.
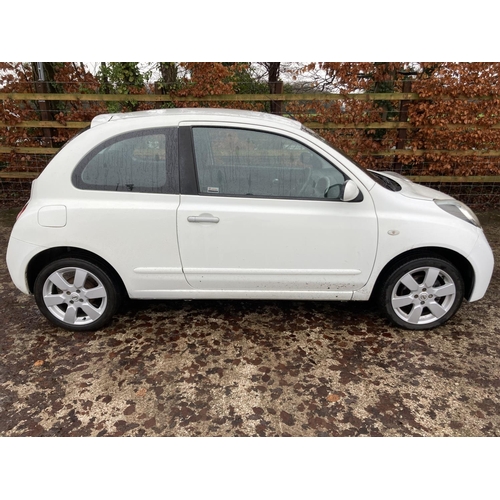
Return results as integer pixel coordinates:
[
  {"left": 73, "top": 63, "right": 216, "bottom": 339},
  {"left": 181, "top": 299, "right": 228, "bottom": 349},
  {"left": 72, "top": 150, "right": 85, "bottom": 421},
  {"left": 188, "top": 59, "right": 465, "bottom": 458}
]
[{"left": 179, "top": 126, "right": 198, "bottom": 195}]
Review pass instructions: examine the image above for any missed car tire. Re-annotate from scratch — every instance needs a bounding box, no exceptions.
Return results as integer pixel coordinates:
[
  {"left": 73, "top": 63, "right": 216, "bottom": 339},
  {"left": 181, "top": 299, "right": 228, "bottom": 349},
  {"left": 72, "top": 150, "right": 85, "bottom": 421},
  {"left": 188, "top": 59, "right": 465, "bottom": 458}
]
[
  {"left": 380, "top": 257, "right": 464, "bottom": 330},
  {"left": 34, "top": 258, "right": 121, "bottom": 332}
]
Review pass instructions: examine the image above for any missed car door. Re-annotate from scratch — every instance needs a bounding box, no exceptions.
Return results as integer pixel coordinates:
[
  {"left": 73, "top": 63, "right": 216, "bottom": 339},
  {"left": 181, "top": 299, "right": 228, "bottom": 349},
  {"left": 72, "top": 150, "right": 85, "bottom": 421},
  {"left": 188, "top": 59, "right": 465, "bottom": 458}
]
[
  {"left": 69, "top": 127, "right": 187, "bottom": 297},
  {"left": 176, "top": 125, "right": 378, "bottom": 297}
]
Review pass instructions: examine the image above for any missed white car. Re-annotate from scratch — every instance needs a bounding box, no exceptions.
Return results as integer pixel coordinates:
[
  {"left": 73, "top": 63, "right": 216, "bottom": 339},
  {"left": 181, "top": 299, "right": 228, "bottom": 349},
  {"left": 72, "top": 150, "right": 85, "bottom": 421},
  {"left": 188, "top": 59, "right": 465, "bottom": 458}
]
[{"left": 6, "top": 108, "right": 494, "bottom": 332}]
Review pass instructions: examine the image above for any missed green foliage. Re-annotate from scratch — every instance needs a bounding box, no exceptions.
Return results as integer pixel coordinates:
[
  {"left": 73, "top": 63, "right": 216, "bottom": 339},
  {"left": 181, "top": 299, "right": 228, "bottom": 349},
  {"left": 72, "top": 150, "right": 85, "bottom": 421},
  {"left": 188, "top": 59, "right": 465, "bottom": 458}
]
[{"left": 97, "top": 63, "right": 150, "bottom": 112}]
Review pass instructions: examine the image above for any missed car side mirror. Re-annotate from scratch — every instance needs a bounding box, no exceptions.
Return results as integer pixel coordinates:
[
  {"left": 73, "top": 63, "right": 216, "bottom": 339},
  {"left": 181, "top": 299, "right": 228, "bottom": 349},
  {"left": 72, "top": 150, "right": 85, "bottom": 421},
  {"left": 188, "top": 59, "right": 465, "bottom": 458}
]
[{"left": 341, "top": 180, "right": 361, "bottom": 202}]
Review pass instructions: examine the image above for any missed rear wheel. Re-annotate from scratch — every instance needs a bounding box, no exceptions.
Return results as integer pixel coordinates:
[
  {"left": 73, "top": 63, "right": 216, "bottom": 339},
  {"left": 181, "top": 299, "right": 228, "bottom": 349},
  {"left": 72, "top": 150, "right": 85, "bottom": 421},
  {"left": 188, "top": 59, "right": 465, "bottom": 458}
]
[
  {"left": 380, "top": 257, "right": 464, "bottom": 330},
  {"left": 34, "top": 258, "right": 120, "bottom": 331}
]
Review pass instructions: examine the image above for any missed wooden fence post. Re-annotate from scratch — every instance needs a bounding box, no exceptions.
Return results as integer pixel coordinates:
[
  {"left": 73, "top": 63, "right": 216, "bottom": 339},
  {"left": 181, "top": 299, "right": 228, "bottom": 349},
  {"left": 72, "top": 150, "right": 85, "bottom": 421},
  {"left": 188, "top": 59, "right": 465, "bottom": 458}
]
[
  {"left": 392, "top": 75, "right": 414, "bottom": 172},
  {"left": 270, "top": 81, "right": 283, "bottom": 115}
]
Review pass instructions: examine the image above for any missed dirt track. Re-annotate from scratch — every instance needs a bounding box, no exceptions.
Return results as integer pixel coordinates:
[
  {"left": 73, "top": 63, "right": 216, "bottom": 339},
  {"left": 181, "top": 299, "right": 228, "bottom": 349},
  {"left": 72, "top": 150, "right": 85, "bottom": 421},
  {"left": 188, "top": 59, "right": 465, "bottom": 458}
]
[{"left": 1, "top": 208, "right": 499, "bottom": 436}]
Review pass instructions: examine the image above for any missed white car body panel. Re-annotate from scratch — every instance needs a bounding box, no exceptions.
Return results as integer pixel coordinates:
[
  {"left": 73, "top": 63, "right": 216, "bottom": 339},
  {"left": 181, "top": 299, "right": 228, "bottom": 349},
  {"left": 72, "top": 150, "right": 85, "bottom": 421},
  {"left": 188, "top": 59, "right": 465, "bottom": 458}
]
[
  {"left": 6, "top": 236, "right": 46, "bottom": 294},
  {"left": 177, "top": 193, "right": 377, "bottom": 294},
  {"left": 352, "top": 182, "right": 489, "bottom": 300}
]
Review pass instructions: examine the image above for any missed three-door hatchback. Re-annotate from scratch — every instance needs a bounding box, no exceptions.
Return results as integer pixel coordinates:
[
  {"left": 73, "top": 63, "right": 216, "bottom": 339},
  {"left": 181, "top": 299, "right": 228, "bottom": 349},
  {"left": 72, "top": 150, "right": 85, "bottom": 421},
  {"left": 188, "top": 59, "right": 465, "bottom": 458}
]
[{"left": 6, "top": 108, "right": 494, "bottom": 331}]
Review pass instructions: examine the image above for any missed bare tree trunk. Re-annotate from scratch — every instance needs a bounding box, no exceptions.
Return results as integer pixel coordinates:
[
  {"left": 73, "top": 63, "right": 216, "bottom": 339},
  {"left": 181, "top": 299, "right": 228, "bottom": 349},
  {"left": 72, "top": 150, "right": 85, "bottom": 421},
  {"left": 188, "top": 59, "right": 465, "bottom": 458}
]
[
  {"left": 267, "top": 62, "right": 282, "bottom": 114},
  {"left": 158, "top": 62, "right": 178, "bottom": 94},
  {"left": 31, "top": 62, "right": 54, "bottom": 147}
]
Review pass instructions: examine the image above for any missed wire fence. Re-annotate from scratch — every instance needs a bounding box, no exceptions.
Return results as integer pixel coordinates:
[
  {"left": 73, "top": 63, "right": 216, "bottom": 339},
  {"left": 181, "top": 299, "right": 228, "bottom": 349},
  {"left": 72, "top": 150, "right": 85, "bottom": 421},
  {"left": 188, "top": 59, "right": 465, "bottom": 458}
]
[{"left": 1, "top": 86, "right": 500, "bottom": 210}]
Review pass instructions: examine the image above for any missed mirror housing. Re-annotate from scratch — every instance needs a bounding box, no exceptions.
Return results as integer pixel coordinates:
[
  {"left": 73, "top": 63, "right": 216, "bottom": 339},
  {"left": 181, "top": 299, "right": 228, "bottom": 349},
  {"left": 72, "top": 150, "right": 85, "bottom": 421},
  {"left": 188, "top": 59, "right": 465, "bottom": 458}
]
[{"left": 342, "top": 180, "right": 361, "bottom": 202}]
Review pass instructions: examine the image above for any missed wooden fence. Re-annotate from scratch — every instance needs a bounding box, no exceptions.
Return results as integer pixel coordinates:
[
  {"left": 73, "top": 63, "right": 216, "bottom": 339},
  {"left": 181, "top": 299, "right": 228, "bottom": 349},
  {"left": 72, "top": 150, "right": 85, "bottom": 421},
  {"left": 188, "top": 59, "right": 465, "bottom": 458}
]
[{"left": 1, "top": 91, "right": 500, "bottom": 207}]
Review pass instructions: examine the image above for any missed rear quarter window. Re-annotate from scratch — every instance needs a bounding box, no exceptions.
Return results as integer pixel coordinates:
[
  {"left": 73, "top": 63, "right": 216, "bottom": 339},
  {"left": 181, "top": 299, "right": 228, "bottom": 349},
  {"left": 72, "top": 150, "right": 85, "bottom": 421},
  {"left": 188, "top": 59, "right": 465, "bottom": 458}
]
[{"left": 72, "top": 127, "right": 179, "bottom": 194}]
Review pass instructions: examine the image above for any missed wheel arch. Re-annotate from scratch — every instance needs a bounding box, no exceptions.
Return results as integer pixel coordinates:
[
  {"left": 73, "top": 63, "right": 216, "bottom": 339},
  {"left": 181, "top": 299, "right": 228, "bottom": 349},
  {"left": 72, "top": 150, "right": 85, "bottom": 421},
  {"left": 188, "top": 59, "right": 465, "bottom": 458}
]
[
  {"left": 372, "top": 247, "right": 474, "bottom": 301},
  {"left": 27, "top": 246, "right": 128, "bottom": 298}
]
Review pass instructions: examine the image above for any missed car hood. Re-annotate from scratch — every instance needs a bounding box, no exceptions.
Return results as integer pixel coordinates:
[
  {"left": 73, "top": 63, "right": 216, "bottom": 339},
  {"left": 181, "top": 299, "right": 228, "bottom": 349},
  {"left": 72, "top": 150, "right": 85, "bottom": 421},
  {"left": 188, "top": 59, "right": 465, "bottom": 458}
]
[{"left": 377, "top": 171, "right": 453, "bottom": 201}]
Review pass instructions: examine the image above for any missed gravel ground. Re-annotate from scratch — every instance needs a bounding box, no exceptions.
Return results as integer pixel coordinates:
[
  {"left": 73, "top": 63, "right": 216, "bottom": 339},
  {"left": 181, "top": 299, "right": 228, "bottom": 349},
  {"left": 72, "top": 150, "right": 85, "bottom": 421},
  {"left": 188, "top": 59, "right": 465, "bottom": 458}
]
[{"left": 1, "top": 207, "right": 499, "bottom": 437}]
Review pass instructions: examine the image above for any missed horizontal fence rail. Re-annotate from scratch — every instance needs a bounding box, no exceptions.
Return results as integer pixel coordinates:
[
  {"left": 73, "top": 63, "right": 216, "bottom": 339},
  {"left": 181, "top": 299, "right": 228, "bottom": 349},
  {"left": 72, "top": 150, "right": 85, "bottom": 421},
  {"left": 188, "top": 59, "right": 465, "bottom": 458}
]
[
  {"left": 0, "top": 92, "right": 422, "bottom": 102},
  {"left": 4, "top": 120, "right": 500, "bottom": 131},
  {"left": 2, "top": 92, "right": 500, "bottom": 102}
]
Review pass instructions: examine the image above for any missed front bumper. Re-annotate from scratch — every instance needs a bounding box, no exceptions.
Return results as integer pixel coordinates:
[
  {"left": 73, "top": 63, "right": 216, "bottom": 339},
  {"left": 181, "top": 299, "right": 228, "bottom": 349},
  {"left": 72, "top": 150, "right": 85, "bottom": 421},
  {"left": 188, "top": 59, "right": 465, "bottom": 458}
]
[{"left": 467, "top": 230, "right": 495, "bottom": 302}]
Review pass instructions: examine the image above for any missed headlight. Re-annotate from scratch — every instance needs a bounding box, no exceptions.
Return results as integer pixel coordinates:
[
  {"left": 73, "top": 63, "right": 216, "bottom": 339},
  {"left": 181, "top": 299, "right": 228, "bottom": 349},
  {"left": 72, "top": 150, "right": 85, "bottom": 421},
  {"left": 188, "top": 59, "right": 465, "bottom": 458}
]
[{"left": 434, "top": 199, "right": 481, "bottom": 228}]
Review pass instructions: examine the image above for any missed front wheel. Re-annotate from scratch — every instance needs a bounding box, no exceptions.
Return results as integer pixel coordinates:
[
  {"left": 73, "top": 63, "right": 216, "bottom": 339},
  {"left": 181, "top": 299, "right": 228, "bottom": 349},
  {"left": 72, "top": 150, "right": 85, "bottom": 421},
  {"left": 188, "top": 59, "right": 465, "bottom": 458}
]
[
  {"left": 379, "top": 257, "right": 464, "bottom": 330},
  {"left": 34, "top": 258, "right": 120, "bottom": 332}
]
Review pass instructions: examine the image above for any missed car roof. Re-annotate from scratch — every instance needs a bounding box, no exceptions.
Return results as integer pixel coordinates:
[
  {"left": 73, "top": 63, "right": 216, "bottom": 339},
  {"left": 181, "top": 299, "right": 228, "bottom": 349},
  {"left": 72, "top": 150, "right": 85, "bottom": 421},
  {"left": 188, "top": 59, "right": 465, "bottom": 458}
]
[{"left": 91, "top": 107, "right": 302, "bottom": 130}]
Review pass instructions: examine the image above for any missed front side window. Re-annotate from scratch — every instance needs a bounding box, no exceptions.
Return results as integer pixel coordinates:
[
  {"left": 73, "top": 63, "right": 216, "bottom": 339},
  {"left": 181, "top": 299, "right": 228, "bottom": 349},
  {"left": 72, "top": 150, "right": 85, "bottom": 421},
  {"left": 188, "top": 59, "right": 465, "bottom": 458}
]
[
  {"left": 192, "top": 127, "right": 346, "bottom": 199},
  {"left": 73, "top": 128, "right": 178, "bottom": 193}
]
